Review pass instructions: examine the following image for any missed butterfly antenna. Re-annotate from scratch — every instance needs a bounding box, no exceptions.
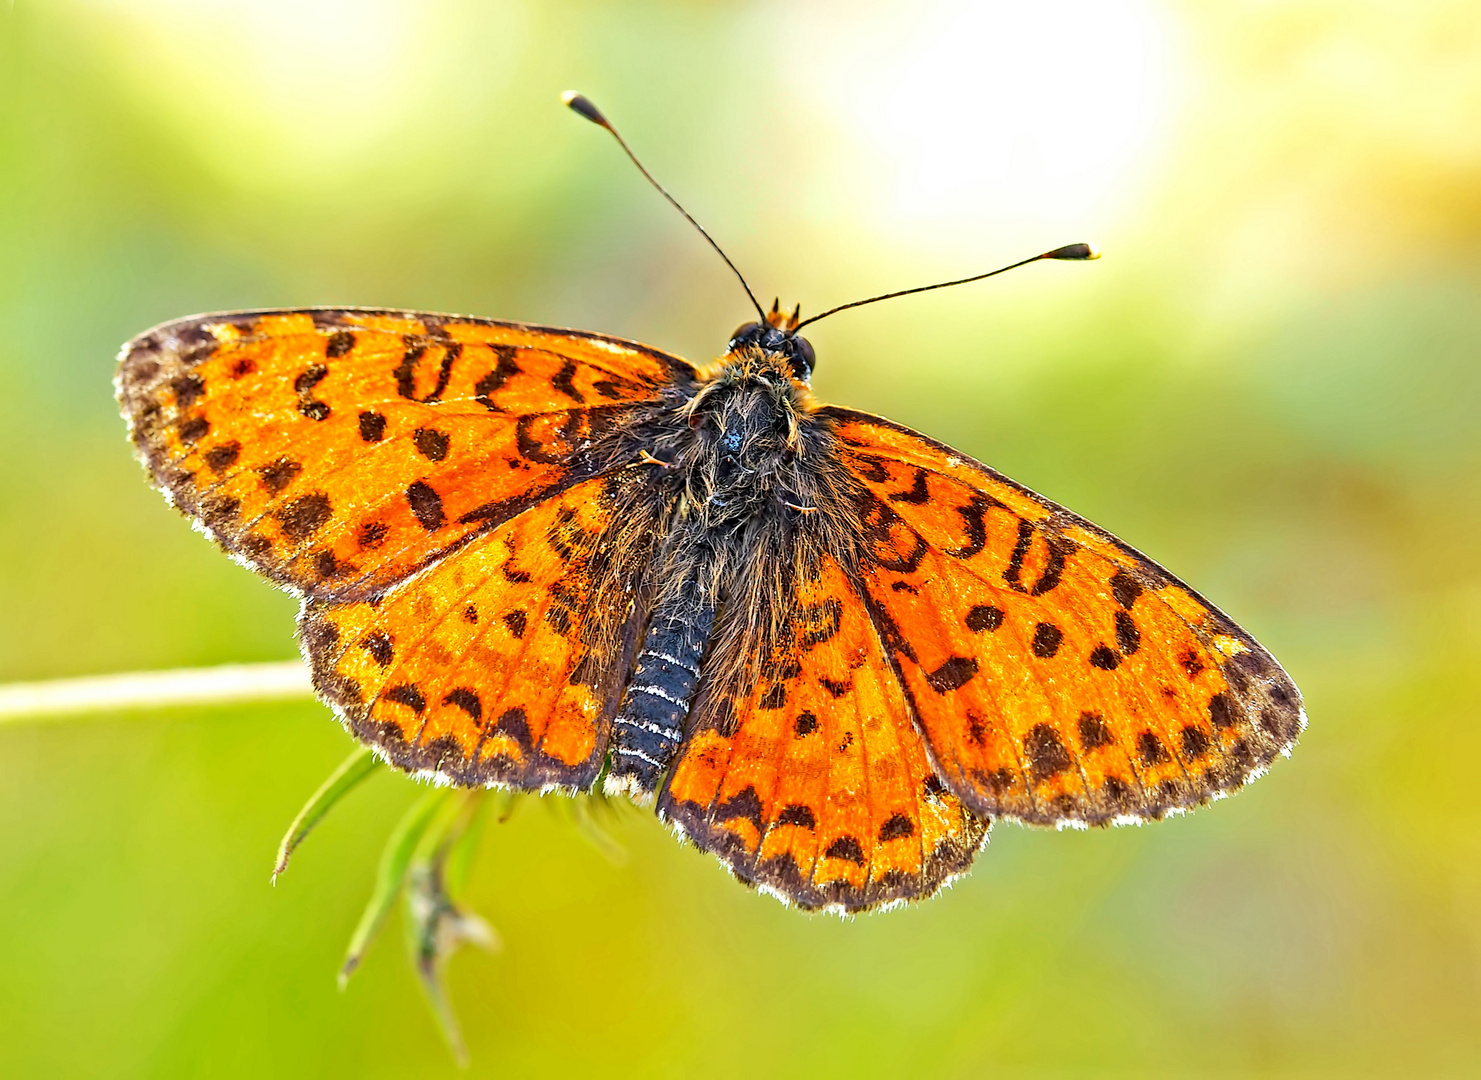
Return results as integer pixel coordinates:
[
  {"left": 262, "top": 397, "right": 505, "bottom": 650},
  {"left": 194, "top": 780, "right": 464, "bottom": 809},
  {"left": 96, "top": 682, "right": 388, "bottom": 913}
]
[
  {"left": 792, "top": 243, "right": 1101, "bottom": 332},
  {"left": 562, "top": 91, "right": 767, "bottom": 323}
]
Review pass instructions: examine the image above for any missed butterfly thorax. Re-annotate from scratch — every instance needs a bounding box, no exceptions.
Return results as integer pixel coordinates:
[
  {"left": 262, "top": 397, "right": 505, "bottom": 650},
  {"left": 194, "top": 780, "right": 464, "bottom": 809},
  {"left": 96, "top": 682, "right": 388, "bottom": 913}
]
[{"left": 672, "top": 347, "right": 815, "bottom": 523}]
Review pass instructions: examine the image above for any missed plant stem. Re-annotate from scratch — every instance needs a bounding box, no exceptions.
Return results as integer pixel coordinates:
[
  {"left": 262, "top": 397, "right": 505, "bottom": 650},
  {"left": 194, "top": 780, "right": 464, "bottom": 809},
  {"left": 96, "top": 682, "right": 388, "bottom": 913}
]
[{"left": 0, "top": 661, "right": 313, "bottom": 724}]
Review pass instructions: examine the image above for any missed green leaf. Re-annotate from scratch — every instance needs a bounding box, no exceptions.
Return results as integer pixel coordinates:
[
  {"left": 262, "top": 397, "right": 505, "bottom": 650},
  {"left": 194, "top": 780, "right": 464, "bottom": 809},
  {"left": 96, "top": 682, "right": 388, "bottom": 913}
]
[
  {"left": 271, "top": 745, "right": 382, "bottom": 881},
  {"left": 338, "top": 787, "right": 453, "bottom": 989},
  {"left": 404, "top": 791, "right": 500, "bottom": 1067}
]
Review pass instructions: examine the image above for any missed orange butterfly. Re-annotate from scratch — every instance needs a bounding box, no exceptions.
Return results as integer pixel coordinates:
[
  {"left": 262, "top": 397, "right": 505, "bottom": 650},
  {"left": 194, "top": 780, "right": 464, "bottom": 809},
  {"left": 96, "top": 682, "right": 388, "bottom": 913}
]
[{"left": 115, "top": 94, "right": 1303, "bottom": 913}]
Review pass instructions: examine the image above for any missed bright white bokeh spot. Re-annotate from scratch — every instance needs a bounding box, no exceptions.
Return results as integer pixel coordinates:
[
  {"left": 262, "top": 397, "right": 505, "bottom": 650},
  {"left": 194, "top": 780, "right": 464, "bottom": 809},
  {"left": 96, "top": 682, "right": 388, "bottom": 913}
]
[{"left": 797, "top": 0, "right": 1181, "bottom": 251}]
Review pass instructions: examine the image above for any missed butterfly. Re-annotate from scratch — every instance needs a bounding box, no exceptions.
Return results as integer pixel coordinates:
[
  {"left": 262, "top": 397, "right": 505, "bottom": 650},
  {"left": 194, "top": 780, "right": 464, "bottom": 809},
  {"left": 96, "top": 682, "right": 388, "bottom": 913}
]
[{"left": 114, "top": 94, "right": 1303, "bottom": 914}]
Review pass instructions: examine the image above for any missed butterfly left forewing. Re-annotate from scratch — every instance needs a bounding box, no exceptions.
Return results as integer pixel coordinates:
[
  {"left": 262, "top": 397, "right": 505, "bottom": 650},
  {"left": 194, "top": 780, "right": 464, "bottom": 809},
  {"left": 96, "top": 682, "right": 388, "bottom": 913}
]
[{"left": 823, "top": 407, "right": 1304, "bottom": 827}]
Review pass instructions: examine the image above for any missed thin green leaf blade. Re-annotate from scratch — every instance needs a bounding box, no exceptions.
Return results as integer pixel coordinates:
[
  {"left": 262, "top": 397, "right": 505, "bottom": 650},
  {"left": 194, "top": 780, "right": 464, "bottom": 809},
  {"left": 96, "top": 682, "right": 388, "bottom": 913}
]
[
  {"left": 272, "top": 745, "right": 382, "bottom": 880},
  {"left": 338, "top": 787, "right": 453, "bottom": 988}
]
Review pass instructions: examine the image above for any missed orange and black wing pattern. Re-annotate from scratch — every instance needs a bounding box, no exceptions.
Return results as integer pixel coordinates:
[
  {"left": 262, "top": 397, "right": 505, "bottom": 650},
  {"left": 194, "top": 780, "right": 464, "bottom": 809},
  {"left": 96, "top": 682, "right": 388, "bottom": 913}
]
[
  {"left": 117, "top": 308, "right": 687, "bottom": 787},
  {"left": 300, "top": 472, "right": 662, "bottom": 790},
  {"left": 115, "top": 308, "right": 692, "bottom": 601},
  {"left": 659, "top": 553, "right": 988, "bottom": 912},
  {"left": 821, "top": 407, "right": 1304, "bottom": 827}
]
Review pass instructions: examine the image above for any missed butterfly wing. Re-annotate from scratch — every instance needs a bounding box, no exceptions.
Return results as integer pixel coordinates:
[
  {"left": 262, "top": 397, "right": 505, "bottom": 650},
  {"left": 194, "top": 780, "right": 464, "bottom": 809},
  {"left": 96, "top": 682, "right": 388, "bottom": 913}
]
[
  {"left": 658, "top": 553, "right": 989, "bottom": 913},
  {"left": 118, "top": 308, "right": 689, "bottom": 789},
  {"left": 116, "top": 308, "right": 692, "bottom": 600},
  {"left": 300, "top": 471, "right": 662, "bottom": 790},
  {"left": 820, "top": 408, "right": 1304, "bottom": 826}
]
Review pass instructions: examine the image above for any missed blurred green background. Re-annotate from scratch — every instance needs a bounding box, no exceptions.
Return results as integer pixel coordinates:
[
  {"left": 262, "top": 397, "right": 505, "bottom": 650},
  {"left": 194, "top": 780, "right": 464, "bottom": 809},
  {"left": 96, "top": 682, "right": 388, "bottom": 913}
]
[{"left": 2, "top": 0, "right": 1478, "bottom": 1075}]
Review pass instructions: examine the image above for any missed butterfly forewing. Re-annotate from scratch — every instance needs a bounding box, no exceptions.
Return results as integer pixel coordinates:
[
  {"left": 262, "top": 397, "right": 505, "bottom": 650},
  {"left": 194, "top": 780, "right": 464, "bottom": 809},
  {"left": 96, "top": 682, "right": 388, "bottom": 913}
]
[
  {"left": 822, "top": 408, "right": 1305, "bottom": 826},
  {"left": 115, "top": 308, "right": 693, "bottom": 599}
]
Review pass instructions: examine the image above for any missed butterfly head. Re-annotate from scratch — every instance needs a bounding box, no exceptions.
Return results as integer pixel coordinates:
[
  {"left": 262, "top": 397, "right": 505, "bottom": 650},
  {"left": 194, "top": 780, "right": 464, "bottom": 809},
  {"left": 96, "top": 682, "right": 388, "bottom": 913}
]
[{"left": 729, "top": 299, "right": 816, "bottom": 382}]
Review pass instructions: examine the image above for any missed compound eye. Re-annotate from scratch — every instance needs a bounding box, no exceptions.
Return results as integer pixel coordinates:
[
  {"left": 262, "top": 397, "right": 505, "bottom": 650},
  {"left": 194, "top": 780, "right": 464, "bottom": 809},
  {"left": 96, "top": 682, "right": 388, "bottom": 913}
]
[
  {"left": 729, "top": 322, "right": 762, "bottom": 347},
  {"left": 791, "top": 335, "right": 816, "bottom": 378}
]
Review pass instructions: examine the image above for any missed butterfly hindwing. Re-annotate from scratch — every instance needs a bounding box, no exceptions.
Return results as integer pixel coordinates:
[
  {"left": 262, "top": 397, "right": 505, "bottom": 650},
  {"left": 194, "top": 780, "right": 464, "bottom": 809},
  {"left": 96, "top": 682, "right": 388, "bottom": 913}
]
[
  {"left": 822, "top": 408, "right": 1304, "bottom": 826},
  {"left": 115, "top": 308, "right": 693, "bottom": 600},
  {"left": 660, "top": 553, "right": 989, "bottom": 912},
  {"left": 300, "top": 472, "right": 663, "bottom": 790}
]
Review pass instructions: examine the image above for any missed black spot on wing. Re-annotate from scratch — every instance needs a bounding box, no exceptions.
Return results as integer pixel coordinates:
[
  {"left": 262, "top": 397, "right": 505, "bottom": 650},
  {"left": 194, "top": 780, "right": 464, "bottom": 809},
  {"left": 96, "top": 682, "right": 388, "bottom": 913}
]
[
  {"left": 276, "top": 493, "right": 332, "bottom": 543},
  {"left": 1025, "top": 724, "right": 1072, "bottom": 781},
  {"left": 204, "top": 442, "right": 240, "bottom": 472},
  {"left": 878, "top": 813, "right": 914, "bottom": 842},
  {"left": 817, "top": 676, "right": 850, "bottom": 698},
  {"left": 1032, "top": 622, "right": 1063, "bottom": 658},
  {"left": 358, "top": 411, "right": 387, "bottom": 443},
  {"left": 1028, "top": 536, "right": 1074, "bottom": 596},
  {"left": 1137, "top": 731, "right": 1170, "bottom": 766},
  {"left": 1109, "top": 569, "right": 1142, "bottom": 609},
  {"left": 171, "top": 373, "right": 205, "bottom": 408},
  {"left": 1077, "top": 711, "right": 1112, "bottom": 751},
  {"left": 493, "top": 707, "right": 531, "bottom": 750},
  {"left": 965, "top": 605, "right": 1003, "bottom": 632},
  {"left": 1114, "top": 610, "right": 1140, "bottom": 656},
  {"left": 1209, "top": 693, "right": 1237, "bottom": 729},
  {"left": 925, "top": 656, "right": 978, "bottom": 692},
  {"left": 1180, "top": 725, "right": 1211, "bottom": 759},
  {"left": 360, "top": 632, "right": 394, "bottom": 667},
  {"left": 258, "top": 457, "right": 302, "bottom": 495},
  {"left": 406, "top": 481, "right": 444, "bottom": 531},
  {"left": 776, "top": 803, "right": 816, "bottom": 830},
  {"left": 888, "top": 468, "right": 930, "bottom": 504},
  {"left": 1002, "top": 519, "right": 1034, "bottom": 590},
  {"left": 413, "top": 427, "right": 450, "bottom": 461},
  {"left": 824, "top": 836, "right": 865, "bottom": 865},
  {"left": 714, "top": 786, "right": 763, "bottom": 831},
  {"left": 294, "top": 364, "right": 331, "bottom": 421},
  {"left": 551, "top": 358, "right": 584, "bottom": 403},
  {"left": 325, "top": 330, "right": 355, "bottom": 358},
  {"left": 474, "top": 346, "right": 520, "bottom": 412},
  {"left": 382, "top": 684, "right": 426, "bottom": 715},
  {"left": 442, "top": 688, "right": 482, "bottom": 721}
]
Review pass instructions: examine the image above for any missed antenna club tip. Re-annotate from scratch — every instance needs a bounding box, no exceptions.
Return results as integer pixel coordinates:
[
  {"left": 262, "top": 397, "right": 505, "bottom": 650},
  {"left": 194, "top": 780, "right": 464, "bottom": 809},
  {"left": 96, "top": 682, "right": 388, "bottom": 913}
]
[
  {"left": 561, "top": 91, "right": 609, "bottom": 129},
  {"left": 1045, "top": 242, "right": 1101, "bottom": 261}
]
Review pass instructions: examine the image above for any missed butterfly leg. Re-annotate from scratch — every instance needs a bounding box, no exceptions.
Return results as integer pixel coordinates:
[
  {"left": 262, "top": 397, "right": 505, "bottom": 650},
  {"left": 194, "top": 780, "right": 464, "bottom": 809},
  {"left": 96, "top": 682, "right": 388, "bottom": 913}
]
[{"left": 606, "top": 590, "right": 717, "bottom": 798}]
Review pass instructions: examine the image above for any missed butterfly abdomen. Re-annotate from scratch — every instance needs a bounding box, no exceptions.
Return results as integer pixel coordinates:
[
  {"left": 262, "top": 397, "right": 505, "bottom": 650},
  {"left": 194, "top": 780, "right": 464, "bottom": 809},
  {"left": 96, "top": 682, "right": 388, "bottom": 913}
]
[{"left": 607, "top": 590, "right": 718, "bottom": 796}]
